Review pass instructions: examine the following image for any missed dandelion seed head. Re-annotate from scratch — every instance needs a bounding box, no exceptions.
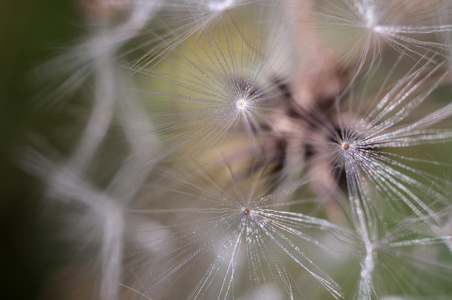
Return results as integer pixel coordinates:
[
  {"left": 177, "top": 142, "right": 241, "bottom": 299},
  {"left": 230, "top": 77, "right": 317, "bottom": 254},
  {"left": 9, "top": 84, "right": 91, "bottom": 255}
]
[{"left": 31, "top": 0, "right": 452, "bottom": 298}]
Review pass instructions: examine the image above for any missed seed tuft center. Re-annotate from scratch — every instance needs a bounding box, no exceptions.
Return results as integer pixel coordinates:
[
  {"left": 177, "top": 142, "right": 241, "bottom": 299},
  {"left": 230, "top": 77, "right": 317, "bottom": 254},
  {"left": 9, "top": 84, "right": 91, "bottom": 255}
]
[{"left": 236, "top": 99, "right": 247, "bottom": 109}]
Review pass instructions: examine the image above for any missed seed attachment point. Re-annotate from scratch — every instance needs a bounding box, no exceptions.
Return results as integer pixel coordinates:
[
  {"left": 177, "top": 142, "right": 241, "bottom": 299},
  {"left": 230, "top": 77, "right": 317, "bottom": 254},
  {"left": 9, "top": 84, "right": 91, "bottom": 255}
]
[
  {"left": 236, "top": 99, "right": 247, "bottom": 109},
  {"left": 242, "top": 208, "right": 250, "bottom": 215},
  {"left": 342, "top": 142, "right": 350, "bottom": 150},
  {"left": 208, "top": 0, "right": 236, "bottom": 11}
]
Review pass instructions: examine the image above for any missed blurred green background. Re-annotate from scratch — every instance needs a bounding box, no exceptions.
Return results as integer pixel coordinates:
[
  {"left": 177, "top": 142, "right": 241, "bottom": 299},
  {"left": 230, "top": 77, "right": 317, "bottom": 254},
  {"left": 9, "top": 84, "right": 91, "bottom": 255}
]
[{"left": 0, "top": 2, "right": 81, "bottom": 299}]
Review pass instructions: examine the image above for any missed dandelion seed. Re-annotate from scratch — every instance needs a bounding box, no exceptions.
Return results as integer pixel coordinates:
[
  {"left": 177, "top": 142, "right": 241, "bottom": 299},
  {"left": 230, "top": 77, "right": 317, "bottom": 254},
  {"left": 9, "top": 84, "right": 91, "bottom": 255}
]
[
  {"left": 21, "top": 97, "right": 158, "bottom": 300},
  {"left": 123, "top": 162, "right": 349, "bottom": 299},
  {"left": 122, "top": 0, "right": 257, "bottom": 72},
  {"left": 349, "top": 206, "right": 452, "bottom": 298},
  {"left": 278, "top": 56, "right": 452, "bottom": 220},
  {"left": 132, "top": 1, "right": 298, "bottom": 162},
  {"left": 22, "top": 149, "right": 128, "bottom": 300},
  {"left": 37, "top": 0, "right": 163, "bottom": 105},
  {"left": 298, "top": 0, "right": 452, "bottom": 72}
]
